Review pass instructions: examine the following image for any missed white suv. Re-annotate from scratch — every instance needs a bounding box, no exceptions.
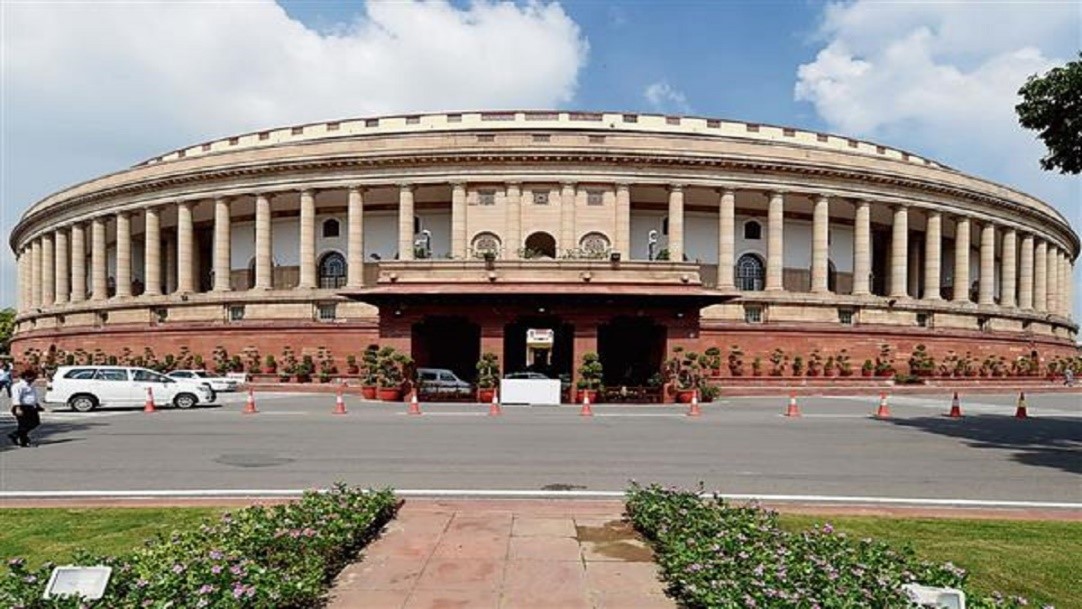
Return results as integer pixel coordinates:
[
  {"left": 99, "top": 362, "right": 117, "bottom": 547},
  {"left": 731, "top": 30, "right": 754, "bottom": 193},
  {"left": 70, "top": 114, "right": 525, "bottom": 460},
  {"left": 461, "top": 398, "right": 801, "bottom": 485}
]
[{"left": 46, "top": 366, "right": 217, "bottom": 412}]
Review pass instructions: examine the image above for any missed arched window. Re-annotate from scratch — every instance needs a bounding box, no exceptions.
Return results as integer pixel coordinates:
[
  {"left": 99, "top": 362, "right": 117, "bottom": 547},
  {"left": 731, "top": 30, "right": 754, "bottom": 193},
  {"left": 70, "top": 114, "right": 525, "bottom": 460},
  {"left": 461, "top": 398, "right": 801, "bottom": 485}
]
[
  {"left": 743, "top": 220, "right": 762, "bottom": 240},
  {"left": 579, "top": 232, "right": 611, "bottom": 258},
  {"left": 318, "top": 251, "right": 347, "bottom": 288},
  {"left": 322, "top": 218, "right": 340, "bottom": 238},
  {"left": 471, "top": 232, "right": 502, "bottom": 258},
  {"left": 523, "top": 232, "right": 556, "bottom": 259},
  {"left": 736, "top": 253, "right": 765, "bottom": 291}
]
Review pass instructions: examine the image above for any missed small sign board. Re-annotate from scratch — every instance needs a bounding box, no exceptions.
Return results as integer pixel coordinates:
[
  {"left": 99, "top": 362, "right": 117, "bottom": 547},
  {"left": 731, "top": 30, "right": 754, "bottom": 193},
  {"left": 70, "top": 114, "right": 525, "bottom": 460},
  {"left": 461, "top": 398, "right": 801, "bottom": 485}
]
[
  {"left": 902, "top": 583, "right": 965, "bottom": 609},
  {"left": 44, "top": 566, "right": 112, "bottom": 600},
  {"left": 526, "top": 328, "right": 554, "bottom": 346}
]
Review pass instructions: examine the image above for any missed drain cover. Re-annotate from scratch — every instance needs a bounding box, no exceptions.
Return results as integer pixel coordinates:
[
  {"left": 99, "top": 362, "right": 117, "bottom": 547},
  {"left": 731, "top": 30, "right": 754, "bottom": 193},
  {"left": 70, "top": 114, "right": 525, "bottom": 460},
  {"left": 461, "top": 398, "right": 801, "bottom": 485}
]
[
  {"left": 214, "top": 453, "right": 294, "bottom": 468},
  {"left": 540, "top": 483, "right": 587, "bottom": 491}
]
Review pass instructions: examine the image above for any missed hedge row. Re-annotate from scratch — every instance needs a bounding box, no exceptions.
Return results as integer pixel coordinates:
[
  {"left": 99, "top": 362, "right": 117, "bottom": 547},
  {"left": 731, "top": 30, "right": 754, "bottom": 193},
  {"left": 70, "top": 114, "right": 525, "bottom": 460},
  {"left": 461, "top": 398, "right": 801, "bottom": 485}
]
[
  {"left": 1, "top": 485, "right": 397, "bottom": 608},
  {"left": 625, "top": 483, "right": 1038, "bottom": 609}
]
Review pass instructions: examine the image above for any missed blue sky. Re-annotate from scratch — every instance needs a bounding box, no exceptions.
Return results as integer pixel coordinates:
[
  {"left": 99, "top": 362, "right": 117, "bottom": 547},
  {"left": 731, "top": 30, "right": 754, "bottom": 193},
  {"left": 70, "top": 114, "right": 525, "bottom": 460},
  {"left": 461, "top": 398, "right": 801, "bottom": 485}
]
[{"left": 2, "top": 0, "right": 1079, "bottom": 318}]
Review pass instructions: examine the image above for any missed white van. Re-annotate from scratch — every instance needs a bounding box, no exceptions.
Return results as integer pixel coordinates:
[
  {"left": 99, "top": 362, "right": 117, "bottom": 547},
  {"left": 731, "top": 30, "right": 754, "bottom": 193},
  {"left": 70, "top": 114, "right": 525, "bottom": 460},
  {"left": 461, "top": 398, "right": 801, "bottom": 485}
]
[{"left": 46, "top": 366, "right": 217, "bottom": 411}]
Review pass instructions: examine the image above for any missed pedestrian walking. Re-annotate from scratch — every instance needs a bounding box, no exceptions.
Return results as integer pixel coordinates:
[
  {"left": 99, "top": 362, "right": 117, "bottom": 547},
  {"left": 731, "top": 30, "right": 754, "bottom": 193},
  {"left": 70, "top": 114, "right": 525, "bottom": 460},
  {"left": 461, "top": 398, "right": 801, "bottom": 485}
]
[
  {"left": 1065, "top": 368, "right": 1076, "bottom": 388},
  {"left": 8, "top": 369, "right": 44, "bottom": 448},
  {"left": 0, "top": 362, "right": 12, "bottom": 398}
]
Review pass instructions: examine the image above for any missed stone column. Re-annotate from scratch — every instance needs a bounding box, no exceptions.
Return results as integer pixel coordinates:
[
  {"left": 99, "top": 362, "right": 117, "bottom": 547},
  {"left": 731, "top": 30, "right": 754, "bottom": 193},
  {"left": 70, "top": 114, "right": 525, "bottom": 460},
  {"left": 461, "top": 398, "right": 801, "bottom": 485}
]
[
  {"left": 616, "top": 183, "right": 631, "bottom": 259},
  {"left": 144, "top": 207, "right": 161, "bottom": 296},
  {"left": 667, "top": 185, "right": 684, "bottom": 262},
  {"left": 853, "top": 200, "right": 871, "bottom": 296},
  {"left": 889, "top": 205, "right": 909, "bottom": 298},
  {"left": 398, "top": 184, "right": 415, "bottom": 261},
  {"left": 254, "top": 194, "right": 273, "bottom": 290},
  {"left": 16, "top": 250, "right": 26, "bottom": 312},
  {"left": 71, "top": 223, "right": 86, "bottom": 302},
  {"left": 298, "top": 189, "right": 316, "bottom": 288},
  {"left": 506, "top": 182, "right": 522, "bottom": 259},
  {"left": 978, "top": 221, "right": 995, "bottom": 306},
  {"left": 212, "top": 197, "right": 232, "bottom": 292},
  {"left": 953, "top": 216, "right": 970, "bottom": 303},
  {"left": 1067, "top": 260, "right": 1075, "bottom": 319},
  {"left": 177, "top": 201, "right": 195, "bottom": 293},
  {"left": 55, "top": 228, "right": 69, "bottom": 305},
  {"left": 347, "top": 186, "right": 365, "bottom": 287},
  {"left": 41, "top": 233, "right": 55, "bottom": 306},
  {"left": 923, "top": 210, "right": 942, "bottom": 300},
  {"left": 1001, "top": 228, "right": 1017, "bottom": 308},
  {"left": 1048, "top": 248, "right": 1061, "bottom": 315},
  {"left": 1018, "top": 234, "right": 1034, "bottom": 309},
  {"left": 91, "top": 217, "right": 107, "bottom": 301},
  {"left": 717, "top": 188, "right": 735, "bottom": 289},
  {"left": 766, "top": 191, "right": 785, "bottom": 291},
  {"left": 451, "top": 182, "right": 466, "bottom": 259},
  {"left": 811, "top": 195, "right": 830, "bottom": 293},
  {"left": 1033, "top": 239, "right": 1047, "bottom": 311},
  {"left": 560, "top": 182, "right": 576, "bottom": 253},
  {"left": 115, "top": 211, "right": 132, "bottom": 298}
]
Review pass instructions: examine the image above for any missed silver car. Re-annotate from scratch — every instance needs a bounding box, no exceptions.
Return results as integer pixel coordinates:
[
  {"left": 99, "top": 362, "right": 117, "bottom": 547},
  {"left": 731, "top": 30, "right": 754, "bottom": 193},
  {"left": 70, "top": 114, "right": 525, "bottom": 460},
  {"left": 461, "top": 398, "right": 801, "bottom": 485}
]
[{"left": 166, "top": 370, "right": 241, "bottom": 392}]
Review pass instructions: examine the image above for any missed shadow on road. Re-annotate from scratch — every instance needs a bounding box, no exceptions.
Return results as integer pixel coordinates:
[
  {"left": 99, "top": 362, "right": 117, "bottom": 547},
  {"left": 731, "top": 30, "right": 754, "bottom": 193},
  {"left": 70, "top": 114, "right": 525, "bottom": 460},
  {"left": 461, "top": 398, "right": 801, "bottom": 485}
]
[
  {"left": 0, "top": 418, "right": 101, "bottom": 453},
  {"left": 884, "top": 415, "right": 1082, "bottom": 475}
]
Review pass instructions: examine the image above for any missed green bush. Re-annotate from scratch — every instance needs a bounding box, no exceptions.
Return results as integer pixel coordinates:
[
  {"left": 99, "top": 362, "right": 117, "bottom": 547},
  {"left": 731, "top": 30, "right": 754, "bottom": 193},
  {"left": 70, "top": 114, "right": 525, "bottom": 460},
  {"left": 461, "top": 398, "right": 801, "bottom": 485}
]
[
  {"left": 1, "top": 485, "right": 396, "bottom": 608},
  {"left": 625, "top": 483, "right": 1034, "bottom": 609}
]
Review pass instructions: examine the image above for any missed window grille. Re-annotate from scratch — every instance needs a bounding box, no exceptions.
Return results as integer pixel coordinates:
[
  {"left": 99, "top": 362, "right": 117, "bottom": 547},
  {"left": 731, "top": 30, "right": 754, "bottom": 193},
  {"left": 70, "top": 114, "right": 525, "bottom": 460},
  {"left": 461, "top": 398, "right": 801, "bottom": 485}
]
[{"left": 736, "top": 254, "right": 765, "bottom": 291}]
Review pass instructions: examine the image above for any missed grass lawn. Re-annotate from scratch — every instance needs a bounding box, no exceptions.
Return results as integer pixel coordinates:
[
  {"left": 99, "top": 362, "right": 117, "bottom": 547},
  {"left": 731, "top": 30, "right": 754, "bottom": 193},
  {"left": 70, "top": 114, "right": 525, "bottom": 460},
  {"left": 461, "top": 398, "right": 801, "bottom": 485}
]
[
  {"left": 780, "top": 515, "right": 1082, "bottom": 609},
  {"left": 0, "top": 508, "right": 224, "bottom": 567}
]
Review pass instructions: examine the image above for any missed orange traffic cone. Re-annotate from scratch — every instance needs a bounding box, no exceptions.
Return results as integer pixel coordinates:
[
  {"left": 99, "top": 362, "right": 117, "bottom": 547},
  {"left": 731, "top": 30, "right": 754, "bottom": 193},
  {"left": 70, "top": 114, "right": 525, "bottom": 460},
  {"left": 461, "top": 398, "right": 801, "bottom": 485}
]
[
  {"left": 784, "top": 392, "right": 801, "bottom": 417},
  {"left": 407, "top": 390, "right": 422, "bottom": 415},
  {"left": 687, "top": 390, "right": 701, "bottom": 417},
  {"left": 1014, "top": 391, "right": 1029, "bottom": 419},
  {"left": 143, "top": 386, "right": 157, "bottom": 413},
  {"left": 947, "top": 392, "right": 962, "bottom": 418},
  {"left": 875, "top": 392, "right": 891, "bottom": 419},
  {"left": 488, "top": 390, "right": 502, "bottom": 416},
  {"left": 333, "top": 384, "right": 347, "bottom": 415},
  {"left": 243, "top": 388, "right": 258, "bottom": 414},
  {"left": 579, "top": 392, "right": 593, "bottom": 417}
]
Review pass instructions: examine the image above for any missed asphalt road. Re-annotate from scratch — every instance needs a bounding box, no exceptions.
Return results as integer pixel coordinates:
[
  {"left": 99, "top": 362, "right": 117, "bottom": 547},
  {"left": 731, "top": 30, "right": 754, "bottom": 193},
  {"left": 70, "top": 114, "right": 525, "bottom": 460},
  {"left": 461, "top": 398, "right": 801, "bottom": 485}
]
[{"left": 1, "top": 391, "right": 1079, "bottom": 503}]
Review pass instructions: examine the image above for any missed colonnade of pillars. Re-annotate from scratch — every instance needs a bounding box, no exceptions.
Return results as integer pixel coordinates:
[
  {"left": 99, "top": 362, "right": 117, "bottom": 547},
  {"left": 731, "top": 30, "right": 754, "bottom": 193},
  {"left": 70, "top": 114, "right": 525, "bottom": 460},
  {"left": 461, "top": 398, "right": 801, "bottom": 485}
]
[{"left": 14, "top": 184, "right": 1077, "bottom": 322}]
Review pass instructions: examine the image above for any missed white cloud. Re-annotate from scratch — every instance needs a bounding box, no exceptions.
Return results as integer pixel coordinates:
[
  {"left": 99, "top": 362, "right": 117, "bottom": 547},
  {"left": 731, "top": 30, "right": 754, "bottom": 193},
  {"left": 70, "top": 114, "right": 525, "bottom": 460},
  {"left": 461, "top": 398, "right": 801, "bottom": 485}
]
[
  {"left": 796, "top": 1, "right": 1081, "bottom": 319},
  {"left": 644, "top": 81, "right": 691, "bottom": 114},
  {"left": 795, "top": 1, "right": 1080, "bottom": 215},
  {"left": 0, "top": 0, "right": 589, "bottom": 307}
]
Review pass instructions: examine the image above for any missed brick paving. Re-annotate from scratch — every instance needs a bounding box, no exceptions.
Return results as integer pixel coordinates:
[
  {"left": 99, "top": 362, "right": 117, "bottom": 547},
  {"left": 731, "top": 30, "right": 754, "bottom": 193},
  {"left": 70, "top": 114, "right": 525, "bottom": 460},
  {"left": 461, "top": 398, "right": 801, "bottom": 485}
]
[{"left": 325, "top": 499, "right": 675, "bottom": 609}]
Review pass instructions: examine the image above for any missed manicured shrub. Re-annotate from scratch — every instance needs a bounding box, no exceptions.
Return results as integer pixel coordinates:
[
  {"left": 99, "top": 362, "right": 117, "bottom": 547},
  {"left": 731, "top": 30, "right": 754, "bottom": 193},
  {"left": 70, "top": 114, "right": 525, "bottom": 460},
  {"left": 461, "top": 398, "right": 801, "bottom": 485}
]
[
  {"left": 1, "top": 485, "right": 396, "bottom": 608},
  {"left": 625, "top": 483, "right": 1035, "bottom": 609}
]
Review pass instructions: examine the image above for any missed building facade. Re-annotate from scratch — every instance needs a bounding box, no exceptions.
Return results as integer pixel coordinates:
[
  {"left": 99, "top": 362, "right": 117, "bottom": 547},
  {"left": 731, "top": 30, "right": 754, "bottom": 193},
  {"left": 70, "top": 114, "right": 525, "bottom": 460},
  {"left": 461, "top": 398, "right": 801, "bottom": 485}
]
[{"left": 9, "top": 111, "right": 1079, "bottom": 386}]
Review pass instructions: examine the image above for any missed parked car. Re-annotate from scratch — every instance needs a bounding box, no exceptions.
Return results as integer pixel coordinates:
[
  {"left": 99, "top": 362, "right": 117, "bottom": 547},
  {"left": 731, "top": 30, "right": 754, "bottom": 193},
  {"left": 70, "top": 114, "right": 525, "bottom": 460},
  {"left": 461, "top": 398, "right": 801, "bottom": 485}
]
[
  {"left": 167, "top": 369, "right": 241, "bottom": 392},
  {"left": 416, "top": 368, "right": 473, "bottom": 398},
  {"left": 46, "top": 365, "right": 217, "bottom": 411}
]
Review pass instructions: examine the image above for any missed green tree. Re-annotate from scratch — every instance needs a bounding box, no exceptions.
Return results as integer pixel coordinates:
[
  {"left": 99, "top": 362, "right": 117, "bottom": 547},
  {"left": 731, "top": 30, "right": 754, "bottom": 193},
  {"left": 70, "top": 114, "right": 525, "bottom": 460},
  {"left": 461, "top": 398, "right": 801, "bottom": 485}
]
[
  {"left": 1016, "top": 53, "right": 1082, "bottom": 175},
  {"left": 0, "top": 307, "right": 14, "bottom": 355}
]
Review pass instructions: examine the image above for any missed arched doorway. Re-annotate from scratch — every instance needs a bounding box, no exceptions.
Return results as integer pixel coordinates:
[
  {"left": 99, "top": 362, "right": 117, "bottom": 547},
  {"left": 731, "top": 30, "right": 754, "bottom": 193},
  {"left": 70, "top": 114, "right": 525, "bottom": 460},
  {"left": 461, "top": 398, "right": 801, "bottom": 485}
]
[
  {"left": 524, "top": 232, "right": 557, "bottom": 259},
  {"left": 736, "top": 253, "right": 765, "bottom": 291},
  {"left": 318, "top": 251, "right": 347, "bottom": 288}
]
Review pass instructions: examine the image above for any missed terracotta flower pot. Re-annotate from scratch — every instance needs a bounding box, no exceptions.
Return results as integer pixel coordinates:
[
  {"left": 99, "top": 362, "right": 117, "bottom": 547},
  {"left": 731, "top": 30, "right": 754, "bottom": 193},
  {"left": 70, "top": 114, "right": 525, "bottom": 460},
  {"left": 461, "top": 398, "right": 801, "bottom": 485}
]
[
  {"left": 579, "top": 389, "right": 599, "bottom": 403},
  {"left": 361, "top": 385, "right": 377, "bottom": 399},
  {"left": 676, "top": 389, "right": 696, "bottom": 403},
  {"left": 377, "top": 387, "right": 402, "bottom": 401},
  {"left": 861, "top": 369, "right": 873, "bottom": 377},
  {"left": 478, "top": 387, "right": 496, "bottom": 403}
]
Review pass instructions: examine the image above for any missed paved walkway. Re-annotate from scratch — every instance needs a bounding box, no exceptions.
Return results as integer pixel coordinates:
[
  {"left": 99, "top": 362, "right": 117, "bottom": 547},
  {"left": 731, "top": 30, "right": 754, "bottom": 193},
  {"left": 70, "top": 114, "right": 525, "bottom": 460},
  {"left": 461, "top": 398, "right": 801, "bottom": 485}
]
[{"left": 326, "top": 499, "right": 675, "bottom": 609}]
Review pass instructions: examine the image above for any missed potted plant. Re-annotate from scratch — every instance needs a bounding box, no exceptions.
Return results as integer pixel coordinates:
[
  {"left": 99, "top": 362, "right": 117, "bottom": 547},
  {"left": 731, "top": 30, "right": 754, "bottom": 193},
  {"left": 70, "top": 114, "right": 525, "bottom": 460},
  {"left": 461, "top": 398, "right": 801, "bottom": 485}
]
[
  {"left": 665, "top": 347, "right": 704, "bottom": 403},
  {"left": 769, "top": 348, "right": 787, "bottom": 377},
  {"left": 316, "top": 347, "right": 335, "bottom": 383},
  {"left": 791, "top": 355, "right": 805, "bottom": 377},
  {"left": 874, "top": 344, "right": 895, "bottom": 377},
  {"left": 361, "top": 344, "right": 379, "bottom": 398},
  {"left": 476, "top": 352, "right": 500, "bottom": 402},
  {"left": 907, "top": 344, "right": 935, "bottom": 377},
  {"left": 264, "top": 354, "right": 277, "bottom": 375},
  {"left": 297, "top": 355, "right": 315, "bottom": 383},
  {"left": 725, "top": 345, "right": 743, "bottom": 377},
  {"left": 962, "top": 352, "right": 978, "bottom": 377},
  {"left": 752, "top": 356, "right": 763, "bottom": 377},
  {"left": 576, "top": 352, "right": 604, "bottom": 403},
  {"left": 244, "top": 347, "right": 262, "bottom": 375},
  {"left": 806, "top": 350, "right": 823, "bottom": 377},
  {"left": 837, "top": 349, "right": 853, "bottom": 377},
  {"left": 701, "top": 346, "right": 721, "bottom": 377},
  {"left": 861, "top": 359, "right": 874, "bottom": 377},
  {"left": 824, "top": 355, "right": 836, "bottom": 378},
  {"left": 346, "top": 354, "right": 360, "bottom": 375},
  {"left": 376, "top": 347, "right": 411, "bottom": 400}
]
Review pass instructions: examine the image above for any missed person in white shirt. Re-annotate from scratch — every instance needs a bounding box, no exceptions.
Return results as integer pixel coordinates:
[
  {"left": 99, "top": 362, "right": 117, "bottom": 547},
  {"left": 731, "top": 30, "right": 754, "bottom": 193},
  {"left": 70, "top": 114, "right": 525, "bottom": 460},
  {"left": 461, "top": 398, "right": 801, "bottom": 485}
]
[
  {"left": 0, "top": 362, "right": 12, "bottom": 398},
  {"left": 8, "top": 369, "right": 43, "bottom": 447}
]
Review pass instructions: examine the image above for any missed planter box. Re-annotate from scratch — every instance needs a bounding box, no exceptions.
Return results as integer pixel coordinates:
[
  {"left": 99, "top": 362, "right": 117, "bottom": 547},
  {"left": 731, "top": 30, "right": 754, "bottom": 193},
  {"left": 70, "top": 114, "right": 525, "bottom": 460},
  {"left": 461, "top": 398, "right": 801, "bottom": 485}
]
[{"left": 377, "top": 388, "right": 402, "bottom": 401}]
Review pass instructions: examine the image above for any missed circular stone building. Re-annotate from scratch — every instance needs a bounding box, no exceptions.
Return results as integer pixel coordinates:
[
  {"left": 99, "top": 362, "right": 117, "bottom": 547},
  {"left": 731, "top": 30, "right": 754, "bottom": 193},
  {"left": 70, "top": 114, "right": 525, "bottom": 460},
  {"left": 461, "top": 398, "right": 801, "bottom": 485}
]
[{"left": 9, "top": 110, "right": 1079, "bottom": 387}]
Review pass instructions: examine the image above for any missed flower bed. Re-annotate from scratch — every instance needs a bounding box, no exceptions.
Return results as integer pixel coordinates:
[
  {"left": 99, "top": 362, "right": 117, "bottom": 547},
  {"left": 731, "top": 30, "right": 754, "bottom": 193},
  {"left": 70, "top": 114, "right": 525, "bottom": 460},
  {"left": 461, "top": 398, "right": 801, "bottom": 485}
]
[
  {"left": 1, "top": 485, "right": 396, "bottom": 608},
  {"left": 625, "top": 483, "right": 1037, "bottom": 609}
]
